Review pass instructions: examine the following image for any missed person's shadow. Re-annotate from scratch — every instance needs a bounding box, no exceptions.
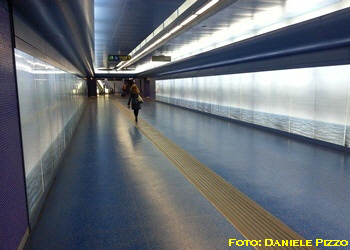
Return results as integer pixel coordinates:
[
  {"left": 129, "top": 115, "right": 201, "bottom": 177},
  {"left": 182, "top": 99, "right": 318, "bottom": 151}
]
[{"left": 128, "top": 125, "right": 142, "bottom": 149}]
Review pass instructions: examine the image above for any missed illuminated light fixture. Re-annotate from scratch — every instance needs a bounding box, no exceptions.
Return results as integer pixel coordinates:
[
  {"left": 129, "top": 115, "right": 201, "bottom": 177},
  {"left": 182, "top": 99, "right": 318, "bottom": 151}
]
[
  {"left": 118, "top": 27, "right": 180, "bottom": 71},
  {"left": 160, "top": 32, "right": 172, "bottom": 41},
  {"left": 253, "top": 6, "right": 283, "bottom": 24},
  {"left": 285, "top": 0, "right": 324, "bottom": 13},
  {"left": 170, "top": 24, "right": 183, "bottom": 34},
  {"left": 195, "top": 0, "right": 219, "bottom": 15},
  {"left": 118, "top": 0, "right": 350, "bottom": 74},
  {"left": 180, "top": 14, "right": 198, "bottom": 26},
  {"left": 118, "top": 0, "right": 221, "bottom": 72},
  {"left": 142, "top": 47, "right": 152, "bottom": 53},
  {"left": 147, "top": 39, "right": 163, "bottom": 50}
]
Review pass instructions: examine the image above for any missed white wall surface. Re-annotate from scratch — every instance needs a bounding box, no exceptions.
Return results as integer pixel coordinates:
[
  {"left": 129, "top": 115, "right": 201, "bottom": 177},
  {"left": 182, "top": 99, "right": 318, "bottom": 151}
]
[
  {"left": 156, "top": 64, "right": 350, "bottom": 147},
  {"left": 15, "top": 49, "right": 87, "bottom": 224}
]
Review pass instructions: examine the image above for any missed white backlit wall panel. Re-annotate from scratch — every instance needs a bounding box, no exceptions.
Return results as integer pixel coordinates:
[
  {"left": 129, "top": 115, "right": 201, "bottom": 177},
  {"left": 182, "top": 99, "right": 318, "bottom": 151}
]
[
  {"left": 269, "top": 70, "right": 291, "bottom": 132},
  {"left": 156, "top": 63, "right": 350, "bottom": 147},
  {"left": 162, "top": 80, "right": 169, "bottom": 102},
  {"left": 220, "top": 75, "right": 231, "bottom": 118},
  {"left": 314, "top": 65, "right": 348, "bottom": 145},
  {"left": 162, "top": 80, "right": 166, "bottom": 102},
  {"left": 253, "top": 71, "right": 271, "bottom": 127},
  {"left": 240, "top": 73, "right": 255, "bottom": 123},
  {"left": 47, "top": 75, "right": 61, "bottom": 169},
  {"left": 176, "top": 78, "right": 184, "bottom": 107},
  {"left": 192, "top": 77, "right": 199, "bottom": 110},
  {"left": 163, "top": 80, "right": 167, "bottom": 102},
  {"left": 170, "top": 79, "right": 174, "bottom": 102},
  {"left": 183, "top": 77, "right": 192, "bottom": 108},
  {"left": 15, "top": 49, "right": 87, "bottom": 223},
  {"left": 172, "top": 78, "right": 176, "bottom": 104},
  {"left": 181, "top": 78, "right": 185, "bottom": 107},
  {"left": 204, "top": 76, "right": 212, "bottom": 113},
  {"left": 229, "top": 74, "right": 241, "bottom": 120},
  {"left": 289, "top": 68, "right": 316, "bottom": 138},
  {"left": 15, "top": 51, "right": 42, "bottom": 202},
  {"left": 168, "top": 79, "right": 172, "bottom": 103},
  {"left": 197, "top": 77, "right": 205, "bottom": 112},
  {"left": 175, "top": 78, "right": 180, "bottom": 106},
  {"left": 155, "top": 80, "right": 162, "bottom": 101},
  {"left": 162, "top": 79, "right": 166, "bottom": 100},
  {"left": 169, "top": 79, "right": 174, "bottom": 104},
  {"left": 173, "top": 79, "right": 178, "bottom": 105},
  {"left": 35, "top": 71, "right": 53, "bottom": 190},
  {"left": 211, "top": 75, "right": 221, "bottom": 116}
]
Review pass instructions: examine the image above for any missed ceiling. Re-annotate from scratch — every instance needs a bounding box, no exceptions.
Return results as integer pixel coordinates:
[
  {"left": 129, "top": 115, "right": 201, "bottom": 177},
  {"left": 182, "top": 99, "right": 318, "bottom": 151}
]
[
  {"left": 10, "top": 0, "right": 350, "bottom": 78},
  {"left": 132, "top": 0, "right": 289, "bottom": 70},
  {"left": 130, "top": 0, "right": 349, "bottom": 74},
  {"left": 94, "top": 0, "right": 187, "bottom": 70},
  {"left": 10, "top": 0, "right": 94, "bottom": 77}
]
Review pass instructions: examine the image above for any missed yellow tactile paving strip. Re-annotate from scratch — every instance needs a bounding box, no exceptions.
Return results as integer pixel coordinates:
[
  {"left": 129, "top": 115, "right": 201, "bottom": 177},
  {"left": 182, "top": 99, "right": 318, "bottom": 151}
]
[{"left": 113, "top": 100, "right": 316, "bottom": 249}]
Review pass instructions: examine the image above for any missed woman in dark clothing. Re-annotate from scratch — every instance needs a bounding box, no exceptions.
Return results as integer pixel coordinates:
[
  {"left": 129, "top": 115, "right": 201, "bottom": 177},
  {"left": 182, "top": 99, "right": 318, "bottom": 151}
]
[{"left": 128, "top": 83, "right": 141, "bottom": 122}]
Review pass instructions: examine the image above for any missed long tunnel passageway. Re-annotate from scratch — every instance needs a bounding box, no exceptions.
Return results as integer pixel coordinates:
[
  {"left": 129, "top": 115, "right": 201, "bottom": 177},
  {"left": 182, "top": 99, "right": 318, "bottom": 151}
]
[
  {"left": 25, "top": 96, "right": 350, "bottom": 249},
  {"left": 25, "top": 97, "right": 249, "bottom": 250}
]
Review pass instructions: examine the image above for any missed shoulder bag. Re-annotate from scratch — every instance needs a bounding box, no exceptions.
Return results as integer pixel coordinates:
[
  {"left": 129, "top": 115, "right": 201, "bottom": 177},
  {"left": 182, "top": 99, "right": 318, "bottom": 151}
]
[{"left": 138, "top": 94, "right": 144, "bottom": 103}]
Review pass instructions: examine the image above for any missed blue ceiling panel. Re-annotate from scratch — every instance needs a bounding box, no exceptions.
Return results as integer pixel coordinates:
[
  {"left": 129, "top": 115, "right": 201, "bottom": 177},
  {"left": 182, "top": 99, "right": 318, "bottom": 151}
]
[
  {"left": 321, "top": 8, "right": 350, "bottom": 44},
  {"left": 11, "top": 0, "right": 350, "bottom": 77},
  {"left": 10, "top": 0, "right": 94, "bottom": 76},
  {"left": 95, "top": 0, "right": 186, "bottom": 68}
]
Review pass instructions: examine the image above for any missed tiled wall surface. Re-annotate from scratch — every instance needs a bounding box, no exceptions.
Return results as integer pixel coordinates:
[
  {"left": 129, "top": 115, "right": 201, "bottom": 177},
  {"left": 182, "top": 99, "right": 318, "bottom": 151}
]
[
  {"left": 0, "top": 1, "right": 29, "bottom": 249},
  {"left": 156, "top": 64, "right": 350, "bottom": 147},
  {"left": 15, "top": 49, "right": 87, "bottom": 225}
]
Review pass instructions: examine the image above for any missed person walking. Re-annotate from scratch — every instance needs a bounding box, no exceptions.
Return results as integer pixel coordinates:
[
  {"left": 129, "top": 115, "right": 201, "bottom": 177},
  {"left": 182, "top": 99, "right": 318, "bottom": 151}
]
[
  {"left": 127, "top": 82, "right": 142, "bottom": 122},
  {"left": 122, "top": 83, "right": 127, "bottom": 96}
]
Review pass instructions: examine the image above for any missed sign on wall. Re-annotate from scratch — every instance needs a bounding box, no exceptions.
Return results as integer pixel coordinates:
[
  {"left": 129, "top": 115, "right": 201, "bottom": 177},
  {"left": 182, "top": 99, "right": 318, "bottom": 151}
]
[
  {"left": 108, "top": 55, "right": 131, "bottom": 61},
  {"left": 152, "top": 55, "right": 171, "bottom": 62}
]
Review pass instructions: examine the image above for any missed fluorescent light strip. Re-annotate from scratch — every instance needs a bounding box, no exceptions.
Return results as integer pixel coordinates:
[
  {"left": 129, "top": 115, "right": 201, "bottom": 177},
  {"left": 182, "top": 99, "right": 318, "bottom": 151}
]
[
  {"left": 131, "top": 0, "right": 348, "bottom": 74},
  {"left": 118, "top": 24, "right": 185, "bottom": 70},
  {"left": 195, "top": 0, "right": 219, "bottom": 15},
  {"left": 170, "top": 25, "right": 183, "bottom": 34},
  {"left": 160, "top": 32, "right": 172, "bottom": 41},
  {"left": 180, "top": 14, "right": 198, "bottom": 26},
  {"left": 148, "top": 38, "right": 163, "bottom": 50},
  {"left": 114, "top": 0, "right": 198, "bottom": 71},
  {"left": 117, "top": 0, "right": 221, "bottom": 71}
]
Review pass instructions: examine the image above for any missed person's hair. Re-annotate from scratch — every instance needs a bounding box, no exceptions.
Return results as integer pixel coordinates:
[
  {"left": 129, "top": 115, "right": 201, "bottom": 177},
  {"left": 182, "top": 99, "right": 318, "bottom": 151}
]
[{"left": 130, "top": 84, "right": 139, "bottom": 94}]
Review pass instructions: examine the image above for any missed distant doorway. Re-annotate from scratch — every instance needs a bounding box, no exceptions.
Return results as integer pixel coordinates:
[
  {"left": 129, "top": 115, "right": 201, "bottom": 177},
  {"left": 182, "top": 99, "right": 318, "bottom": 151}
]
[{"left": 144, "top": 78, "right": 150, "bottom": 97}]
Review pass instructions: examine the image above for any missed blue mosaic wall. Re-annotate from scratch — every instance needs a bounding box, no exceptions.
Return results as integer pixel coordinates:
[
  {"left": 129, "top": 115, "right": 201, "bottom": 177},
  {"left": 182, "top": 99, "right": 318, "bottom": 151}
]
[{"left": 0, "top": 1, "right": 29, "bottom": 249}]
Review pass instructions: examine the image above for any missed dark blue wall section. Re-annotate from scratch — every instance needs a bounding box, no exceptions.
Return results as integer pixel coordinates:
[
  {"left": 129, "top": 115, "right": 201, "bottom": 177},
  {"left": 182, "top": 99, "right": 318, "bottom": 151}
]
[
  {"left": 155, "top": 45, "right": 350, "bottom": 80},
  {"left": 0, "top": 0, "right": 29, "bottom": 249}
]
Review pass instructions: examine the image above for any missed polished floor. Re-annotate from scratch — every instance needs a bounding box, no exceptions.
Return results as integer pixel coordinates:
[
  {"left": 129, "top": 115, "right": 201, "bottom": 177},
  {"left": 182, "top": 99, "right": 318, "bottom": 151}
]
[
  {"left": 139, "top": 98, "right": 350, "bottom": 243},
  {"left": 25, "top": 96, "right": 350, "bottom": 249},
  {"left": 25, "top": 97, "right": 249, "bottom": 250}
]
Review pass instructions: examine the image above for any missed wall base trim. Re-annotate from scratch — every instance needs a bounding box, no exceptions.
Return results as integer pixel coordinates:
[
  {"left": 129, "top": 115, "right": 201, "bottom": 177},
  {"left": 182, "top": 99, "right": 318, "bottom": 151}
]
[{"left": 17, "top": 227, "right": 29, "bottom": 250}]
